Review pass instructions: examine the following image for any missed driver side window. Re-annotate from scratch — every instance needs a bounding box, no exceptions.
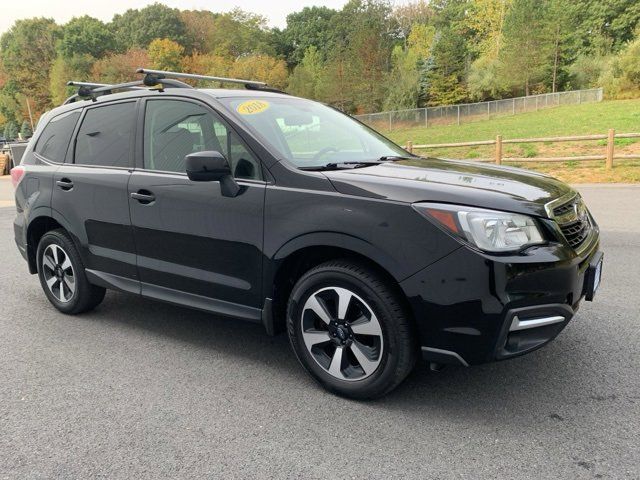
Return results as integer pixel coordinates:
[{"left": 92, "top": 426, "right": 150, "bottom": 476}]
[{"left": 144, "top": 99, "right": 262, "bottom": 180}]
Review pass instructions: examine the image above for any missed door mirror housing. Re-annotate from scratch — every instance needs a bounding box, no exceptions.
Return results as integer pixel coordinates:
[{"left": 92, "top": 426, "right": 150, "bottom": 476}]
[
  {"left": 185, "top": 151, "right": 231, "bottom": 182},
  {"left": 185, "top": 150, "right": 240, "bottom": 197}
]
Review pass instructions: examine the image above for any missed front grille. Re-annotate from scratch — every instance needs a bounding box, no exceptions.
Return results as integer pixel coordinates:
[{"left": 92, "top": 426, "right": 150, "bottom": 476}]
[
  {"left": 552, "top": 196, "right": 593, "bottom": 250},
  {"left": 553, "top": 202, "right": 574, "bottom": 218},
  {"left": 559, "top": 218, "right": 591, "bottom": 248}
]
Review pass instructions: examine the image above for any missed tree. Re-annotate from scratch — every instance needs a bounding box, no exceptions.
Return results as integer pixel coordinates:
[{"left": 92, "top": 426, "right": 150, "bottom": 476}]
[
  {"left": 207, "top": 9, "right": 274, "bottom": 58},
  {"left": 500, "top": 0, "right": 554, "bottom": 95},
  {"left": 4, "top": 121, "right": 18, "bottom": 140},
  {"left": 392, "top": 1, "right": 434, "bottom": 47},
  {"left": 570, "top": 0, "right": 640, "bottom": 55},
  {"left": 468, "top": 55, "right": 510, "bottom": 100},
  {"left": 0, "top": 18, "right": 60, "bottom": 115},
  {"left": 326, "top": 0, "right": 395, "bottom": 113},
  {"left": 544, "top": 0, "right": 579, "bottom": 92},
  {"left": 426, "top": 29, "right": 469, "bottom": 104},
  {"left": 597, "top": 36, "right": 640, "bottom": 98},
  {"left": 229, "top": 55, "right": 288, "bottom": 89},
  {"left": 148, "top": 38, "right": 184, "bottom": 71},
  {"left": 20, "top": 120, "right": 32, "bottom": 139},
  {"left": 279, "top": 6, "right": 338, "bottom": 65},
  {"left": 91, "top": 49, "right": 150, "bottom": 83},
  {"left": 287, "top": 46, "right": 325, "bottom": 99},
  {"left": 110, "top": 3, "right": 187, "bottom": 50},
  {"left": 423, "top": 0, "right": 471, "bottom": 105},
  {"left": 49, "top": 54, "right": 94, "bottom": 105},
  {"left": 466, "top": 0, "right": 513, "bottom": 58},
  {"left": 383, "top": 24, "right": 435, "bottom": 110},
  {"left": 59, "top": 16, "right": 115, "bottom": 58},
  {"left": 316, "top": 54, "right": 354, "bottom": 111},
  {"left": 180, "top": 10, "right": 218, "bottom": 54},
  {"left": 182, "top": 53, "right": 233, "bottom": 85}
]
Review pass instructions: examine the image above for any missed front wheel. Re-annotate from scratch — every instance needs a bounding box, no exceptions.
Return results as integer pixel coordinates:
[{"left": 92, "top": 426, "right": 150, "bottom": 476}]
[{"left": 287, "top": 260, "right": 416, "bottom": 399}]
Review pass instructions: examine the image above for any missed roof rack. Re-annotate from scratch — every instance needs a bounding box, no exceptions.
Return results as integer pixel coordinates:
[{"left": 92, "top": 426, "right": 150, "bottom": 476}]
[
  {"left": 63, "top": 77, "right": 193, "bottom": 105},
  {"left": 136, "top": 68, "right": 267, "bottom": 88},
  {"left": 62, "top": 67, "right": 283, "bottom": 106}
]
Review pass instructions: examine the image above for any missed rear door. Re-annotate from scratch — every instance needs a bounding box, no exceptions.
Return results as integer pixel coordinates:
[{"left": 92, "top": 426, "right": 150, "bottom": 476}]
[
  {"left": 52, "top": 100, "right": 139, "bottom": 290},
  {"left": 128, "top": 98, "right": 266, "bottom": 315}
]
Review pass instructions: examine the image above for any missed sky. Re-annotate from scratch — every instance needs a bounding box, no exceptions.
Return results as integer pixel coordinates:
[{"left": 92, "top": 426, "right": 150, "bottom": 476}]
[{"left": 0, "top": 0, "right": 351, "bottom": 35}]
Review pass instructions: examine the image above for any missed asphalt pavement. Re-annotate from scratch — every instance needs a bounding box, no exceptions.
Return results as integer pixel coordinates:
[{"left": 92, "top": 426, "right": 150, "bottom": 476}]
[{"left": 0, "top": 182, "right": 638, "bottom": 479}]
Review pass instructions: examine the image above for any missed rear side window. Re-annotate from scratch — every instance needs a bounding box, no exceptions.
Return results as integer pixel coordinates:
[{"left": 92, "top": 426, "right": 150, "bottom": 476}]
[
  {"left": 75, "top": 102, "right": 136, "bottom": 168},
  {"left": 34, "top": 110, "right": 81, "bottom": 163}
]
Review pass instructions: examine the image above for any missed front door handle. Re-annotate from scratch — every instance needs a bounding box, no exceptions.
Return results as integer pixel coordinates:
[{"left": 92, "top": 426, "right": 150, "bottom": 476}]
[
  {"left": 130, "top": 190, "right": 156, "bottom": 204},
  {"left": 56, "top": 178, "right": 74, "bottom": 191}
]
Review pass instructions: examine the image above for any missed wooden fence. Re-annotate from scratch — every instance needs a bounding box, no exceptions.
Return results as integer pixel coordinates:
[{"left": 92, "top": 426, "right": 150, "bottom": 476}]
[{"left": 405, "top": 129, "right": 640, "bottom": 169}]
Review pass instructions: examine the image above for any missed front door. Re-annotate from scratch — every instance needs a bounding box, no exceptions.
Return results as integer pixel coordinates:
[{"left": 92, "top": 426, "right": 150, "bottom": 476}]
[{"left": 128, "top": 98, "right": 265, "bottom": 318}]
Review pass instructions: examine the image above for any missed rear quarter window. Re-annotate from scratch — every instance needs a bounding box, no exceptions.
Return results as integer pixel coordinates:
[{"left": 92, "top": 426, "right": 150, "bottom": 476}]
[{"left": 34, "top": 110, "right": 81, "bottom": 163}]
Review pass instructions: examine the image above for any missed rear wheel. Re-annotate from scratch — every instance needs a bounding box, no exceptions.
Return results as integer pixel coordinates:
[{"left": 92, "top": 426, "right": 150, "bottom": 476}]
[
  {"left": 36, "top": 229, "right": 105, "bottom": 314},
  {"left": 287, "top": 260, "right": 416, "bottom": 399}
]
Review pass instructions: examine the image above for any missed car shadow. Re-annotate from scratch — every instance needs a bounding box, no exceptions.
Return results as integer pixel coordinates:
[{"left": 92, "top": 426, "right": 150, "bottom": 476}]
[{"left": 85, "top": 289, "right": 599, "bottom": 418}]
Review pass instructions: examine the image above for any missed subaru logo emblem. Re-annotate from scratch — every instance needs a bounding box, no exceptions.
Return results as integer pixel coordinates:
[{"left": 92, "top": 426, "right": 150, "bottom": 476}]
[{"left": 574, "top": 201, "right": 587, "bottom": 222}]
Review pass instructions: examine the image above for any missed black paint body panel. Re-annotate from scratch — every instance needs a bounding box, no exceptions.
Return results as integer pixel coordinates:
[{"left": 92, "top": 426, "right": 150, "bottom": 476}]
[{"left": 13, "top": 87, "right": 601, "bottom": 367}]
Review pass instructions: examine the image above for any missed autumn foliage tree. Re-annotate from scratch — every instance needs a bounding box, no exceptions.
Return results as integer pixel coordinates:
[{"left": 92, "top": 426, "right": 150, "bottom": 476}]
[
  {"left": 148, "top": 38, "right": 184, "bottom": 71},
  {"left": 91, "top": 49, "right": 150, "bottom": 84}
]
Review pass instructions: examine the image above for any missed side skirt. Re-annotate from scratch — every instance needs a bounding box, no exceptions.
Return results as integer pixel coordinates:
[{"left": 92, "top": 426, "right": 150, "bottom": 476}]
[{"left": 85, "top": 268, "right": 262, "bottom": 324}]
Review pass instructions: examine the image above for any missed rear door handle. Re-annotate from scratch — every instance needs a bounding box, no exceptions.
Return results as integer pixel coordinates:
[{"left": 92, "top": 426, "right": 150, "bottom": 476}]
[
  {"left": 130, "top": 190, "right": 156, "bottom": 204},
  {"left": 56, "top": 178, "right": 74, "bottom": 190}
]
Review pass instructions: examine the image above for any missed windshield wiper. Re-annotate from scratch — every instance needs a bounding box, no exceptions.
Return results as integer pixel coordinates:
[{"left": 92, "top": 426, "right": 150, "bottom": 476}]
[
  {"left": 378, "top": 155, "right": 413, "bottom": 161},
  {"left": 300, "top": 161, "right": 390, "bottom": 171}
]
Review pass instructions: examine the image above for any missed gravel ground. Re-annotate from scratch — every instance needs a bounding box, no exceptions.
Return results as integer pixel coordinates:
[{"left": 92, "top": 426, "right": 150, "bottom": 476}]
[{"left": 0, "top": 184, "right": 638, "bottom": 479}]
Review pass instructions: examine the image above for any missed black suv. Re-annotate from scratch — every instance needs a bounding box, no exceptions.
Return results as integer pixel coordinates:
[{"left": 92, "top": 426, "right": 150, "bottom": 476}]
[{"left": 12, "top": 69, "right": 603, "bottom": 399}]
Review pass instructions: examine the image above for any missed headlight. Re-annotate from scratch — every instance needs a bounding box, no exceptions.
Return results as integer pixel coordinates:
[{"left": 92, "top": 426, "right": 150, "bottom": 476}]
[{"left": 412, "top": 203, "right": 545, "bottom": 253}]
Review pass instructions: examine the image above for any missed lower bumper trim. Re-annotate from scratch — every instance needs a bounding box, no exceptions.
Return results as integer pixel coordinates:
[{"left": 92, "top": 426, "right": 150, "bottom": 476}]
[
  {"left": 509, "top": 315, "right": 565, "bottom": 331},
  {"left": 495, "top": 303, "right": 574, "bottom": 360},
  {"left": 421, "top": 346, "right": 469, "bottom": 367}
]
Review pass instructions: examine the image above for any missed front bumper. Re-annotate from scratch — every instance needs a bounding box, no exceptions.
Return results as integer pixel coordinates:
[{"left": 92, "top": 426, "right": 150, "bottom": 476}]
[{"left": 400, "top": 239, "right": 601, "bottom": 366}]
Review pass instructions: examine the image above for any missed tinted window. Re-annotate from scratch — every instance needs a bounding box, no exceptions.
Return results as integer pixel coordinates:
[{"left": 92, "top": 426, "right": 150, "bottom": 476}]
[
  {"left": 34, "top": 110, "right": 81, "bottom": 163},
  {"left": 144, "top": 99, "right": 262, "bottom": 180},
  {"left": 75, "top": 102, "right": 135, "bottom": 167}
]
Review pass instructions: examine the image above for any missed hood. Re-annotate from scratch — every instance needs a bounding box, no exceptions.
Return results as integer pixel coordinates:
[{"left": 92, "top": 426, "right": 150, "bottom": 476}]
[{"left": 323, "top": 158, "right": 575, "bottom": 218}]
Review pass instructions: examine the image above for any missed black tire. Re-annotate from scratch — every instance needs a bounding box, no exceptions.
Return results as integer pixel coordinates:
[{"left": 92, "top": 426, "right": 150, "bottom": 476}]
[
  {"left": 287, "top": 260, "right": 417, "bottom": 399},
  {"left": 36, "top": 229, "right": 106, "bottom": 314}
]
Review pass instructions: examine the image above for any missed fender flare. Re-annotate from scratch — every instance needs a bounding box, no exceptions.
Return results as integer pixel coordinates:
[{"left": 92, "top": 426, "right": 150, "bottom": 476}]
[{"left": 265, "top": 231, "right": 405, "bottom": 289}]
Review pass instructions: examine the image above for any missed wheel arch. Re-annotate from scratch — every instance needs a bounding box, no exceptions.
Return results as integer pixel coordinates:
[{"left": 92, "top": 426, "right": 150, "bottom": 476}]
[
  {"left": 264, "top": 233, "right": 411, "bottom": 335},
  {"left": 25, "top": 215, "right": 64, "bottom": 274}
]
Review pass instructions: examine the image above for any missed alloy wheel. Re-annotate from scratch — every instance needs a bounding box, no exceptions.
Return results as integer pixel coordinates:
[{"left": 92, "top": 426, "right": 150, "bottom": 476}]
[
  {"left": 41, "top": 244, "right": 76, "bottom": 303},
  {"left": 301, "top": 286, "right": 384, "bottom": 381}
]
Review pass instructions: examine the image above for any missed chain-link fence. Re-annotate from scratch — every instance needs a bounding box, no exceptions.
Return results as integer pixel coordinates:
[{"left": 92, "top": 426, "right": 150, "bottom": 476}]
[{"left": 354, "top": 88, "right": 603, "bottom": 132}]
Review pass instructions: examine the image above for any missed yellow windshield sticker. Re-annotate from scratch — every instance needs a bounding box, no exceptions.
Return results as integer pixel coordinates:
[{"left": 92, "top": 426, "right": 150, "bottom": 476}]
[{"left": 237, "top": 100, "right": 270, "bottom": 115}]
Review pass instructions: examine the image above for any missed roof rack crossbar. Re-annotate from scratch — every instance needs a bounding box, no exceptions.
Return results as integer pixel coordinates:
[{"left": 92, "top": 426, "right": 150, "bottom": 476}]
[
  {"left": 67, "top": 81, "right": 113, "bottom": 89},
  {"left": 136, "top": 68, "right": 267, "bottom": 87}
]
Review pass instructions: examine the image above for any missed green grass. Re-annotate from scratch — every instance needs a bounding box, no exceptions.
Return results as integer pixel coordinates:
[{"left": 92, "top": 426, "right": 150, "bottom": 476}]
[
  {"left": 386, "top": 99, "right": 640, "bottom": 146},
  {"left": 384, "top": 98, "right": 640, "bottom": 183}
]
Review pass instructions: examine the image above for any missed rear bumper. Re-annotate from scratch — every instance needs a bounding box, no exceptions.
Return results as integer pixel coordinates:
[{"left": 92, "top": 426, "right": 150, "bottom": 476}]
[
  {"left": 401, "top": 239, "right": 600, "bottom": 366},
  {"left": 13, "top": 212, "right": 28, "bottom": 262}
]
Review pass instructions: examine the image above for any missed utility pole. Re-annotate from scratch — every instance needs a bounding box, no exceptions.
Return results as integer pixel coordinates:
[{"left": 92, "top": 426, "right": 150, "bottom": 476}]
[{"left": 26, "top": 98, "right": 35, "bottom": 132}]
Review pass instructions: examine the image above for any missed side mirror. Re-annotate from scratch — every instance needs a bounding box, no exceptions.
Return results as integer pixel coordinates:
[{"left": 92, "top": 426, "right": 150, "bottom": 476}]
[
  {"left": 185, "top": 150, "right": 230, "bottom": 182},
  {"left": 185, "top": 150, "right": 240, "bottom": 197}
]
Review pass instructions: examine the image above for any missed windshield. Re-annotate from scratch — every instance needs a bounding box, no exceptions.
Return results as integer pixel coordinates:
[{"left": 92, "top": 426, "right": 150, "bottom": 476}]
[{"left": 218, "top": 96, "right": 409, "bottom": 168}]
